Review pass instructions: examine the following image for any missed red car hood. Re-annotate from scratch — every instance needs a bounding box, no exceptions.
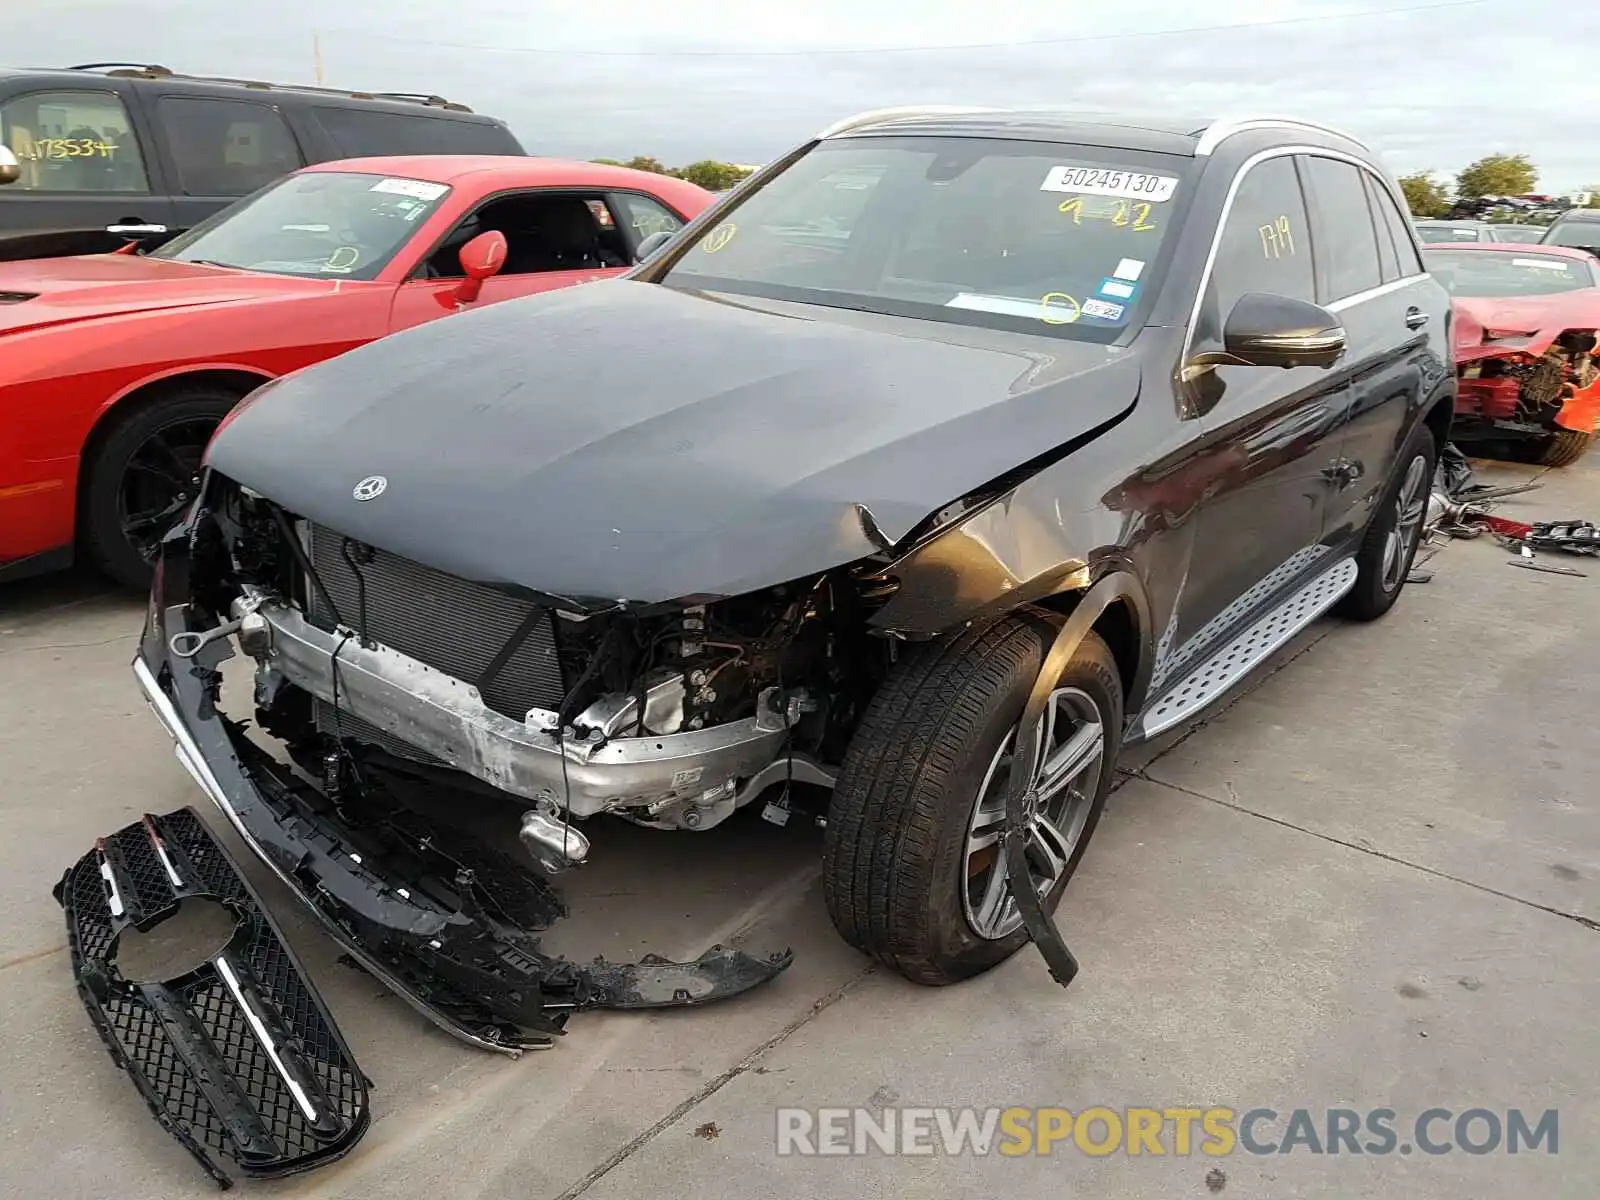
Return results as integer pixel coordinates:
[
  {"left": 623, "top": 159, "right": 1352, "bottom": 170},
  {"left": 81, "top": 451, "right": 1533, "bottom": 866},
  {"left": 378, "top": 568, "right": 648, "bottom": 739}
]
[
  {"left": 1453, "top": 289, "right": 1600, "bottom": 364},
  {"left": 0, "top": 254, "right": 345, "bottom": 336}
]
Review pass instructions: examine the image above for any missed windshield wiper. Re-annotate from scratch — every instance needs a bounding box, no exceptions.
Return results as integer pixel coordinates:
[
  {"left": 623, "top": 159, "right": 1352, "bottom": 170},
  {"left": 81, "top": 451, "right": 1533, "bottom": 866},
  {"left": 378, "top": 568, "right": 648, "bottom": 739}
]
[{"left": 186, "top": 259, "right": 239, "bottom": 270}]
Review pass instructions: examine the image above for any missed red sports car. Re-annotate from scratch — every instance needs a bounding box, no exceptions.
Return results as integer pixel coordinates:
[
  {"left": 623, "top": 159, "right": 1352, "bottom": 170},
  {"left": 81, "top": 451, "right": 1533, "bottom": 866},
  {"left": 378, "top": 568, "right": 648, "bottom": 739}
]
[
  {"left": 1423, "top": 241, "right": 1600, "bottom": 466},
  {"left": 1, "top": 156, "right": 711, "bottom": 586}
]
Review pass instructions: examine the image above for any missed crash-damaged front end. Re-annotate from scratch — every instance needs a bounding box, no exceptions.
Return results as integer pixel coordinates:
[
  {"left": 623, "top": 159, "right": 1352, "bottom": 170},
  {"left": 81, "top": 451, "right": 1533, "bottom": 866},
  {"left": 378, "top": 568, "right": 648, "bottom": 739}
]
[
  {"left": 130, "top": 475, "right": 876, "bottom": 1052},
  {"left": 1451, "top": 295, "right": 1600, "bottom": 452}
]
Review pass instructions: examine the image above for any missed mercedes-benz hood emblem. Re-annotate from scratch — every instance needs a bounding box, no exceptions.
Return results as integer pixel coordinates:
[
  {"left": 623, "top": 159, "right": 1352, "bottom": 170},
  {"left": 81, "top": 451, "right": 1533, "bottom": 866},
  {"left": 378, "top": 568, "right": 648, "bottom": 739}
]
[{"left": 352, "top": 475, "right": 388, "bottom": 501}]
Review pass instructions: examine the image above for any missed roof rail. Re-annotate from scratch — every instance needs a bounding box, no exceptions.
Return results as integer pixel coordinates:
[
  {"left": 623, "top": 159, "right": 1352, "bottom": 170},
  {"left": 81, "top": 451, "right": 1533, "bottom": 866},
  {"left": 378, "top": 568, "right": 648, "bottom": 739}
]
[
  {"left": 1194, "top": 116, "right": 1362, "bottom": 157},
  {"left": 816, "top": 105, "right": 1001, "bottom": 140},
  {"left": 62, "top": 63, "right": 473, "bottom": 111}
]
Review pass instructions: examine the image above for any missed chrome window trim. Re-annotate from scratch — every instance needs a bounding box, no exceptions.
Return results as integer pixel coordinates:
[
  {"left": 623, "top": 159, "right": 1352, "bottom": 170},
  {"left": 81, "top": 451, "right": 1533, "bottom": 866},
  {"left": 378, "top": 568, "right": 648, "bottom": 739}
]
[{"left": 1179, "top": 143, "right": 1427, "bottom": 413}]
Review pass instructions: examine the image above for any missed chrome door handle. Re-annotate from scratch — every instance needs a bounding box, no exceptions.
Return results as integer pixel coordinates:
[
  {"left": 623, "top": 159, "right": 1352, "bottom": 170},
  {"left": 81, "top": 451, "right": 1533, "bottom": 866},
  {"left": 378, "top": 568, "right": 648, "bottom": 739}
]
[
  {"left": 1404, "top": 307, "right": 1429, "bottom": 329},
  {"left": 107, "top": 222, "right": 169, "bottom": 235}
]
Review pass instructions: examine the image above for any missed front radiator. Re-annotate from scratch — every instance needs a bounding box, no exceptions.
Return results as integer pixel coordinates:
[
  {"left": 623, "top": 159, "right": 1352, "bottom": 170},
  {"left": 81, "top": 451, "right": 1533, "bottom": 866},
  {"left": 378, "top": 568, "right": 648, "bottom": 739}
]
[{"left": 303, "top": 525, "right": 567, "bottom": 751}]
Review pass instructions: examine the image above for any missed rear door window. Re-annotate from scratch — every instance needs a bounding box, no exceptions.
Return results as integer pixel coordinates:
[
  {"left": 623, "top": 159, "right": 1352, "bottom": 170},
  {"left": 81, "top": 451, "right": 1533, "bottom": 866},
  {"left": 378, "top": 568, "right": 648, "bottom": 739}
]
[
  {"left": 312, "top": 107, "right": 519, "bottom": 156},
  {"left": 158, "top": 97, "right": 304, "bottom": 196},
  {"left": 1364, "top": 174, "right": 1400, "bottom": 282},
  {"left": 1368, "top": 177, "right": 1424, "bottom": 276},
  {"left": 0, "top": 89, "right": 149, "bottom": 192},
  {"left": 1303, "top": 156, "right": 1383, "bottom": 302}
]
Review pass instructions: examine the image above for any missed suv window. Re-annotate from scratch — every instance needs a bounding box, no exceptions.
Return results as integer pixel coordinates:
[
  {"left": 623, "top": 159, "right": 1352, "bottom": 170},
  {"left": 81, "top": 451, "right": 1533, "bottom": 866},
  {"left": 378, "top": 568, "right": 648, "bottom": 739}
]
[
  {"left": 1369, "top": 179, "right": 1423, "bottom": 275},
  {"left": 312, "top": 107, "right": 518, "bottom": 156},
  {"left": 1304, "top": 156, "right": 1382, "bottom": 301},
  {"left": 610, "top": 192, "right": 684, "bottom": 242},
  {"left": 0, "top": 90, "right": 148, "bottom": 192},
  {"left": 159, "top": 97, "right": 303, "bottom": 196},
  {"left": 1365, "top": 175, "right": 1400, "bottom": 282},
  {"left": 1203, "top": 155, "right": 1315, "bottom": 333}
]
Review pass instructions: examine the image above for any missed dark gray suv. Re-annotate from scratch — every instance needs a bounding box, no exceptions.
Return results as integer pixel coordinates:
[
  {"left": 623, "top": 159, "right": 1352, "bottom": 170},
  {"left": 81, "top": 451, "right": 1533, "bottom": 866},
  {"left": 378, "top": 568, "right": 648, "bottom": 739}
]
[{"left": 0, "top": 63, "right": 523, "bottom": 260}]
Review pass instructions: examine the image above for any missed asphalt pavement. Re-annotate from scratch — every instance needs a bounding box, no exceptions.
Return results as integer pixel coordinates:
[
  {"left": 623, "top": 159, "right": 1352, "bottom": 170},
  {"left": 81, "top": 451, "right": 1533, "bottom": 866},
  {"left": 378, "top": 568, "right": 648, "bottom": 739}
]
[{"left": 1, "top": 453, "right": 1595, "bottom": 1199}]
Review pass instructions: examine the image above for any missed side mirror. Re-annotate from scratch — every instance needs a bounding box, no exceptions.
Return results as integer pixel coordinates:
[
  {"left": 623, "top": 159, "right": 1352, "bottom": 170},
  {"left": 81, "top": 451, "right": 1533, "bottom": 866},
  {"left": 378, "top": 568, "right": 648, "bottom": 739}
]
[
  {"left": 0, "top": 145, "right": 20, "bottom": 186},
  {"left": 633, "top": 229, "right": 675, "bottom": 264},
  {"left": 454, "top": 229, "right": 507, "bottom": 303},
  {"left": 1194, "top": 292, "right": 1347, "bottom": 370}
]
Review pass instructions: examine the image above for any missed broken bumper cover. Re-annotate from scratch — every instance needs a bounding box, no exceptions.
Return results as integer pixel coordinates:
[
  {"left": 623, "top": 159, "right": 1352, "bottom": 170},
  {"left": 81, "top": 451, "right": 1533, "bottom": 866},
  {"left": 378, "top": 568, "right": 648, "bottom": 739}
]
[
  {"left": 54, "top": 808, "right": 370, "bottom": 1188},
  {"left": 134, "top": 544, "right": 794, "bottom": 1055},
  {"left": 239, "top": 595, "right": 793, "bottom": 817}
]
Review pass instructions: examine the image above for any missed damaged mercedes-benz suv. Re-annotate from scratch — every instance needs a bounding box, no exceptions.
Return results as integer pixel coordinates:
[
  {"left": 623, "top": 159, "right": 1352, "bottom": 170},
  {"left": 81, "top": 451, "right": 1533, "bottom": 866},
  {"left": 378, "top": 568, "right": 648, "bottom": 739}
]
[{"left": 135, "top": 109, "right": 1454, "bottom": 1049}]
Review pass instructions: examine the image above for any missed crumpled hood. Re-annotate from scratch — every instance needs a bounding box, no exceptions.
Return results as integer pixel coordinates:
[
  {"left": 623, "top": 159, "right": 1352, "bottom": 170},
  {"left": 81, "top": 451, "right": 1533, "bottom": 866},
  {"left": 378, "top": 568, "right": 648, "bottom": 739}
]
[
  {"left": 0, "top": 253, "right": 339, "bottom": 336},
  {"left": 1452, "top": 289, "right": 1600, "bottom": 364},
  {"left": 207, "top": 280, "right": 1140, "bottom": 605}
]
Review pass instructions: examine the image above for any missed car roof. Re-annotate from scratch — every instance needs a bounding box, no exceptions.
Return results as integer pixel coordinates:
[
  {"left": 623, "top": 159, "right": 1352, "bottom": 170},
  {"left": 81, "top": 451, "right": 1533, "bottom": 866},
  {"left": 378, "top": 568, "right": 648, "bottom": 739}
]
[
  {"left": 0, "top": 65, "right": 484, "bottom": 117},
  {"left": 1415, "top": 220, "right": 1486, "bottom": 227},
  {"left": 1421, "top": 241, "right": 1596, "bottom": 260},
  {"left": 1551, "top": 209, "right": 1600, "bottom": 223},
  {"left": 815, "top": 108, "right": 1365, "bottom": 158},
  {"left": 299, "top": 155, "right": 688, "bottom": 190}
]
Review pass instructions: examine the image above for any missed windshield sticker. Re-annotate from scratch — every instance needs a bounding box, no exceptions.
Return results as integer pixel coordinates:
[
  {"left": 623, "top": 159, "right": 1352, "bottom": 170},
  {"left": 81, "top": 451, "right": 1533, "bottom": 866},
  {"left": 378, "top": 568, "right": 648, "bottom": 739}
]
[
  {"left": 370, "top": 178, "right": 449, "bottom": 201},
  {"left": 1259, "top": 215, "right": 1296, "bottom": 259},
  {"left": 946, "top": 292, "right": 1079, "bottom": 324},
  {"left": 702, "top": 223, "right": 738, "bottom": 253},
  {"left": 1041, "top": 166, "right": 1178, "bottom": 203},
  {"left": 1081, "top": 298, "right": 1125, "bottom": 321},
  {"left": 1113, "top": 258, "right": 1145, "bottom": 282},
  {"left": 1513, "top": 257, "right": 1570, "bottom": 270},
  {"left": 1099, "top": 278, "right": 1137, "bottom": 301}
]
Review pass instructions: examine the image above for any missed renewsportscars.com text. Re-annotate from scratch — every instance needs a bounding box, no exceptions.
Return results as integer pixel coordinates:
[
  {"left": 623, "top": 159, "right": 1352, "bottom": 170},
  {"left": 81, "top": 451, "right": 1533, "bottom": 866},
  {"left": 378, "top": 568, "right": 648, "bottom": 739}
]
[{"left": 775, "top": 1106, "right": 1559, "bottom": 1157}]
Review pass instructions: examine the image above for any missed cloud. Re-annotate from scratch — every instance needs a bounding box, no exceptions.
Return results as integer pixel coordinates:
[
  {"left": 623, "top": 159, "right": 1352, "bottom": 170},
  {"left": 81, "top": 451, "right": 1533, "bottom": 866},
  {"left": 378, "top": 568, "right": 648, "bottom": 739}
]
[{"left": 11, "top": 0, "right": 1597, "bottom": 189}]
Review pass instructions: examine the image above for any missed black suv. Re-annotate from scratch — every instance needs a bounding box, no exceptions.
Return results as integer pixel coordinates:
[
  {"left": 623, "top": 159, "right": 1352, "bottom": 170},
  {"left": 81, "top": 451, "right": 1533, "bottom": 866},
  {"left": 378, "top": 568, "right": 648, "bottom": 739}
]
[
  {"left": 0, "top": 63, "right": 523, "bottom": 259},
  {"left": 137, "top": 111, "right": 1454, "bottom": 1045}
]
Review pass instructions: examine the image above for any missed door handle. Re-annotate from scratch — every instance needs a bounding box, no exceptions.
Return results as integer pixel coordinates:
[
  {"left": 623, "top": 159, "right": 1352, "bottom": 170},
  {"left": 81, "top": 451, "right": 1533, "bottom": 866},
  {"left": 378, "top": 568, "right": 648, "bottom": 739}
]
[
  {"left": 107, "top": 222, "right": 169, "bottom": 235},
  {"left": 1404, "top": 307, "right": 1429, "bottom": 329}
]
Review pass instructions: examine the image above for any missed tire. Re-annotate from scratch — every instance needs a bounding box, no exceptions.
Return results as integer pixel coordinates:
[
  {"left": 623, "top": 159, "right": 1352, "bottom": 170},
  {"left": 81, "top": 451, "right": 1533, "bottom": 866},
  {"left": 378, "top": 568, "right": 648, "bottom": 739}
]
[
  {"left": 823, "top": 613, "right": 1123, "bottom": 985},
  {"left": 1536, "top": 429, "right": 1595, "bottom": 468},
  {"left": 1336, "top": 421, "right": 1437, "bottom": 622},
  {"left": 80, "top": 384, "right": 241, "bottom": 590}
]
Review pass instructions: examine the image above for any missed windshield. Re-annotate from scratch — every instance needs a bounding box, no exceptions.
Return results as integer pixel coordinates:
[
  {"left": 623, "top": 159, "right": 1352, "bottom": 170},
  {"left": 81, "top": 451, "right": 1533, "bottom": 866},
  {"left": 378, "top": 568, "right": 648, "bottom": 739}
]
[
  {"left": 151, "top": 171, "right": 451, "bottom": 279},
  {"left": 1541, "top": 219, "right": 1600, "bottom": 249},
  {"left": 659, "top": 136, "right": 1191, "bottom": 341},
  {"left": 1426, "top": 249, "right": 1596, "bottom": 296},
  {"left": 1487, "top": 225, "right": 1546, "bottom": 243},
  {"left": 1415, "top": 223, "right": 1484, "bottom": 243}
]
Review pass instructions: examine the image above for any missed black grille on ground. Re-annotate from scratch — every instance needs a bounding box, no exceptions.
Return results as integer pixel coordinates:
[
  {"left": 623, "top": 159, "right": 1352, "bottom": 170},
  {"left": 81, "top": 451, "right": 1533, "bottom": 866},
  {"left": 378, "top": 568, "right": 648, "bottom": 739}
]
[
  {"left": 54, "top": 808, "right": 369, "bottom": 1186},
  {"left": 304, "top": 524, "right": 566, "bottom": 724}
]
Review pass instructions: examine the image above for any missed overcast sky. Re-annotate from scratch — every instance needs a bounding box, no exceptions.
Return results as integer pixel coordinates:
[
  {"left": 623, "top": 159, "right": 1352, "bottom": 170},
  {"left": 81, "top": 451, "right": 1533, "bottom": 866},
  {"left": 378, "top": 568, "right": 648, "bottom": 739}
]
[{"left": 14, "top": 0, "right": 1600, "bottom": 192}]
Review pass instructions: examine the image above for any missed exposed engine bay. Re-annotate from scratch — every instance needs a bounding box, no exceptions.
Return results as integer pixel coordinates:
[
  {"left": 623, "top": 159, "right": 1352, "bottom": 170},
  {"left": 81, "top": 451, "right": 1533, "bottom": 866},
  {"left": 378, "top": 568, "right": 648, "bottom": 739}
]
[
  {"left": 135, "top": 470, "right": 910, "bottom": 1052},
  {"left": 1457, "top": 329, "right": 1600, "bottom": 429}
]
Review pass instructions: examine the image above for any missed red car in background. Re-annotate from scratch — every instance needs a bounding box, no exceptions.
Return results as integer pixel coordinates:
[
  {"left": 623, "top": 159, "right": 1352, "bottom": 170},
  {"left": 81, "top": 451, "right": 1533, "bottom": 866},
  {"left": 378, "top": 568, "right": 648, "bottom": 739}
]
[
  {"left": 1424, "top": 241, "right": 1600, "bottom": 467},
  {"left": 1, "top": 155, "right": 711, "bottom": 586}
]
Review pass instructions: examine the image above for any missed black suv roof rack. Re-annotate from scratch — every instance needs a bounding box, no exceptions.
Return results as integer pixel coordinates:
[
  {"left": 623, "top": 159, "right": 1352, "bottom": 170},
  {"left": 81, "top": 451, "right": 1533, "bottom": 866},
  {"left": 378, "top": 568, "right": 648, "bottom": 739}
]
[{"left": 62, "top": 63, "right": 475, "bottom": 112}]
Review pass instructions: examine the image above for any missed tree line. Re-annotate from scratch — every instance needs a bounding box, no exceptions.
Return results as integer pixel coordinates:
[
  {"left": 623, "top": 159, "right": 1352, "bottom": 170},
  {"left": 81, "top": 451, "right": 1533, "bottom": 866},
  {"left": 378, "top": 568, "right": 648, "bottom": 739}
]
[
  {"left": 1400, "top": 153, "right": 1599, "bottom": 218},
  {"left": 592, "top": 156, "right": 754, "bottom": 192}
]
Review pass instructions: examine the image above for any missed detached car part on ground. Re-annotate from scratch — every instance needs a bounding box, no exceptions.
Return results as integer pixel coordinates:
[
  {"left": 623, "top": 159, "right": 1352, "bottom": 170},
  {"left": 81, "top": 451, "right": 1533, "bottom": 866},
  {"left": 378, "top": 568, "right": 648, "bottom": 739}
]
[
  {"left": 129, "top": 110, "right": 1455, "bottom": 1065},
  {"left": 1424, "top": 243, "right": 1600, "bottom": 466}
]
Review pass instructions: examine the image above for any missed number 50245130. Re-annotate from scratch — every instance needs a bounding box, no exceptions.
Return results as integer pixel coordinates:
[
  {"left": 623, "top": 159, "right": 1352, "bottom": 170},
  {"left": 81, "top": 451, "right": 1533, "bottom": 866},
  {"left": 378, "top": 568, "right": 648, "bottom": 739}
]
[{"left": 1040, "top": 166, "right": 1178, "bottom": 202}]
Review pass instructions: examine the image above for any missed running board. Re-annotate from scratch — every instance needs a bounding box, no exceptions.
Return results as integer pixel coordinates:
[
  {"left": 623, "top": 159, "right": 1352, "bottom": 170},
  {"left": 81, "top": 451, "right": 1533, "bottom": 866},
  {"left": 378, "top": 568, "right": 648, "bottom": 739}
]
[{"left": 1130, "top": 557, "right": 1358, "bottom": 742}]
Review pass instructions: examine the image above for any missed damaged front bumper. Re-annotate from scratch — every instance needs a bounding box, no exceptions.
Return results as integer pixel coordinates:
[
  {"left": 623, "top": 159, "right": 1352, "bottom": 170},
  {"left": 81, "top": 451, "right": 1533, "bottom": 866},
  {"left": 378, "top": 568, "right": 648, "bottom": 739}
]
[
  {"left": 234, "top": 593, "right": 797, "bottom": 818},
  {"left": 133, "top": 539, "right": 794, "bottom": 1056}
]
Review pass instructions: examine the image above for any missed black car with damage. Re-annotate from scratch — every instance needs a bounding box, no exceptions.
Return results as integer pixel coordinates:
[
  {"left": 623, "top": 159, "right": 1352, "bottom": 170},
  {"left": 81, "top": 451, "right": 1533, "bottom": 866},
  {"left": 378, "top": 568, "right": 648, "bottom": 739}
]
[{"left": 133, "top": 109, "right": 1455, "bottom": 1050}]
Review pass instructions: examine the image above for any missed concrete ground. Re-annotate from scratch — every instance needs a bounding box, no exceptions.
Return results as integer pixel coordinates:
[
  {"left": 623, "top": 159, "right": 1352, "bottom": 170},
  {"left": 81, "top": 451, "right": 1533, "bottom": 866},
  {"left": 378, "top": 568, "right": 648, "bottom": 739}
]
[{"left": 2, "top": 454, "right": 1595, "bottom": 1199}]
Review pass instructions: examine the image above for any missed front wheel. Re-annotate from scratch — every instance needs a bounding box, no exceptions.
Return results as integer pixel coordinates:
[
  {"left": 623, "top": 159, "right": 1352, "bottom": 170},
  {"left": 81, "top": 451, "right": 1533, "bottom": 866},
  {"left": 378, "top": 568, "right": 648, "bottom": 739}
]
[
  {"left": 1336, "top": 422, "right": 1436, "bottom": 621},
  {"left": 823, "top": 614, "right": 1123, "bottom": 985},
  {"left": 1536, "top": 428, "right": 1595, "bottom": 468}
]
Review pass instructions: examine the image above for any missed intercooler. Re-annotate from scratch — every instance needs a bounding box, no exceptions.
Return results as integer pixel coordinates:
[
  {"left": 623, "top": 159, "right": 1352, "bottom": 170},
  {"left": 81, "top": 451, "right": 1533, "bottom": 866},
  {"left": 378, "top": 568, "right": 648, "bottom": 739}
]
[{"left": 303, "top": 524, "right": 567, "bottom": 757}]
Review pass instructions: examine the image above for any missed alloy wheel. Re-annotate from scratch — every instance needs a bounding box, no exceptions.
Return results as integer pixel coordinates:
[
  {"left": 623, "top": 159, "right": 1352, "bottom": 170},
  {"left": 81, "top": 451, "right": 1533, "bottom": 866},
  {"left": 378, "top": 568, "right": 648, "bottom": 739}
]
[
  {"left": 1380, "top": 452, "right": 1429, "bottom": 592},
  {"left": 116, "top": 416, "right": 217, "bottom": 563},
  {"left": 962, "top": 686, "right": 1107, "bottom": 941}
]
